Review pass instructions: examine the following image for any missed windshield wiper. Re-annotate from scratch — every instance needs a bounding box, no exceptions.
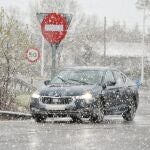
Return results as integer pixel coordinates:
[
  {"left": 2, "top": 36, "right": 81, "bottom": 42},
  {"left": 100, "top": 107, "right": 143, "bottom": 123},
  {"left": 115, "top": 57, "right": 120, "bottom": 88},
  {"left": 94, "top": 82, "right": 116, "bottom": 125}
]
[
  {"left": 68, "top": 79, "right": 90, "bottom": 85},
  {"left": 57, "top": 76, "right": 71, "bottom": 84}
]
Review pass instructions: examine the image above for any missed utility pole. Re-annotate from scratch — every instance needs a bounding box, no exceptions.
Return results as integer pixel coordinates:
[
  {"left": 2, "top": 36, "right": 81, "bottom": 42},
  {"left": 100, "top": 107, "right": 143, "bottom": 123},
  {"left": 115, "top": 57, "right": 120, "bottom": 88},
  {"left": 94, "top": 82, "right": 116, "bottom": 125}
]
[{"left": 104, "top": 16, "right": 107, "bottom": 63}]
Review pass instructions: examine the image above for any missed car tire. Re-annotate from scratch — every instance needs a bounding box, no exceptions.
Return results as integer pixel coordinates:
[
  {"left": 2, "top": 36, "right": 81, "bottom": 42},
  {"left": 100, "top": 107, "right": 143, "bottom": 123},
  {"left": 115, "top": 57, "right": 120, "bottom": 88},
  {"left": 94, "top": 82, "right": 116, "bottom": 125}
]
[
  {"left": 90, "top": 102, "right": 104, "bottom": 123},
  {"left": 122, "top": 98, "right": 137, "bottom": 121},
  {"left": 70, "top": 116, "right": 82, "bottom": 123},
  {"left": 34, "top": 115, "right": 47, "bottom": 123}
]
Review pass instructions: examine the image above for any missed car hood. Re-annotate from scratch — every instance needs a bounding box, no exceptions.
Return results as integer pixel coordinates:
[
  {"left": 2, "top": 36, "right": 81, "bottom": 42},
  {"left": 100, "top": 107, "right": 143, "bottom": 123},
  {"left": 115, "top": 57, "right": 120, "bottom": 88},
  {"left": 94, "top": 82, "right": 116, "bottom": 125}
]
[{"left": 39, "top": 84, "right": 99, "bottom": 97}]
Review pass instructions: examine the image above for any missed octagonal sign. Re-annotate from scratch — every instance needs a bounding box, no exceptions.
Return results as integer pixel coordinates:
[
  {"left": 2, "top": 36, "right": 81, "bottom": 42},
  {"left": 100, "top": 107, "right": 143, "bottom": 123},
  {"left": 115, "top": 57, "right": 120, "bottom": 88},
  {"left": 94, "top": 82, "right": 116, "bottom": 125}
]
[{"left": 41, "top": 13, "right": 68, "bottom": 44}]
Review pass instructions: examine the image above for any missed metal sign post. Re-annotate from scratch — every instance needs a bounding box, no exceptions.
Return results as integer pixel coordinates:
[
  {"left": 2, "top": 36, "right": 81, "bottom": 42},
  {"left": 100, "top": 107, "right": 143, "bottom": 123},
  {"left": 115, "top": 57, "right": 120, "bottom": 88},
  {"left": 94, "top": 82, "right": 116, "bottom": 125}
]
[{"left": 51, "top": 44, "right": 59, "bottom": 78}]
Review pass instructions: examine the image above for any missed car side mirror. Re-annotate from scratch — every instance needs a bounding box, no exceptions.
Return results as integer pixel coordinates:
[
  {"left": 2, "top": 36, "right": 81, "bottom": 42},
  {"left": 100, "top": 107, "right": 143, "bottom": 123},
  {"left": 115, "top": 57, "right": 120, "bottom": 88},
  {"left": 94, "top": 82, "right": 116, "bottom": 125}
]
[
  {"left": 44, "top": 80, "right": 51, "bottom": 86},
  {"left": 107, "top": 81, "right": 116, "bottom": 86},
  {"left": 102, "top": 83, "right": 107, "bottom": 89},
  {"left": 135, "top": 79, "right": 141, "bottom": 89}
]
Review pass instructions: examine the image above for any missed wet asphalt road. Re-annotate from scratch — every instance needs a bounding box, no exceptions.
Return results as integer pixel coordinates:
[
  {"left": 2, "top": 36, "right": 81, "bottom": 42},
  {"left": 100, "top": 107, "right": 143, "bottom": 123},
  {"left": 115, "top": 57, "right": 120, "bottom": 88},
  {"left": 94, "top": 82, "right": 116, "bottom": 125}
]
[{"left": 0, "top": 90, "right": 150, "bottom": 150}]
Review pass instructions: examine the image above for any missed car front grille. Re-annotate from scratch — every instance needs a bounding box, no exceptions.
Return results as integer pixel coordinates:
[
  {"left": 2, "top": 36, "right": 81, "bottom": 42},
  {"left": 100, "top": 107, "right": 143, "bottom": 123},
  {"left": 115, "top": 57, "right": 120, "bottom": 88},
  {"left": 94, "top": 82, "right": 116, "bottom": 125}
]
[{"left": 40, "top": 97, "right": 72, "bottom": 104}]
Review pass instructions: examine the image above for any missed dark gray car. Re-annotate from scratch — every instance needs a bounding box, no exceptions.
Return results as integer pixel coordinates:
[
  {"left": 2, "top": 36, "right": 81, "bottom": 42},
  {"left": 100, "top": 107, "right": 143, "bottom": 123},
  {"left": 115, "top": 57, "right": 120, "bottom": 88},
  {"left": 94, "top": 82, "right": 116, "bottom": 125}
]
[{"left": 30, "top": 66, "right": 139, "bottom": 123}]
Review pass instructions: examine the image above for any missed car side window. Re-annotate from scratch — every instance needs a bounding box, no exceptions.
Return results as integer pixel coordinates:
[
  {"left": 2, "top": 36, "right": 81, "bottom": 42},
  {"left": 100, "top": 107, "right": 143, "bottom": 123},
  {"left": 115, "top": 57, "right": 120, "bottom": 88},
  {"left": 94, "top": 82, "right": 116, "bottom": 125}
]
[
  {"left": 113, "top": 71, "right": 124, "bottom": 85},
  {"left": 104, "top": 70, "right": 116, "bottom": 86}
]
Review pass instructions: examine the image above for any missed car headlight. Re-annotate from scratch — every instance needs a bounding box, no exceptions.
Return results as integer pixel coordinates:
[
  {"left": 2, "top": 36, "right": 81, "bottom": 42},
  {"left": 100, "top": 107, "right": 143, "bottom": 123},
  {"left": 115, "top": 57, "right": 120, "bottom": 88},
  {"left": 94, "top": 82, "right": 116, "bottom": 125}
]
[
  {"left": 76, "top": 92, "right": 93, "bottom": 103},
  {"left": 31, "top": 91, "right": 40, "bottom": 99}
]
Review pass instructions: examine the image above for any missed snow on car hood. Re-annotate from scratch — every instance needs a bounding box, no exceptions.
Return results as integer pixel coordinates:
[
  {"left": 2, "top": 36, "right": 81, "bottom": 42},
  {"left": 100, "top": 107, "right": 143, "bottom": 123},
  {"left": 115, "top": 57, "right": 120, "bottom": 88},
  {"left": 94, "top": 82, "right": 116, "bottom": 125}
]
[{"left": 39, "top": 84, "right": 98, "bottom": 97}]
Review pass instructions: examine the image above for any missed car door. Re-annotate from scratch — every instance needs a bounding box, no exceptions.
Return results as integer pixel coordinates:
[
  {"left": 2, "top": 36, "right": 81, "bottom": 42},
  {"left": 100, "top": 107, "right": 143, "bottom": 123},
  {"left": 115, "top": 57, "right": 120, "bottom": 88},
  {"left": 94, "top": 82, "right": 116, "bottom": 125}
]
[
  {"left": 120, "top": 72, "right": 136, "bottom": 106},
  {"left": 102, "top": 70, "right": 119, "bottom": 110},
  {"left": 112, "top": 70, "right": 127, "bottom": 108}
]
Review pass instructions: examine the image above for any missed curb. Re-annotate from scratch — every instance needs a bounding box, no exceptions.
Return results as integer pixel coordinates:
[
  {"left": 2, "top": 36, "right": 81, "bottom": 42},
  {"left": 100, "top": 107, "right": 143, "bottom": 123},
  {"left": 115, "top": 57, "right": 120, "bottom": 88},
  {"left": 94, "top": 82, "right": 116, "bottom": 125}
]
[{"left": 0, "top": 111, "right": 32, "bottom": 120}]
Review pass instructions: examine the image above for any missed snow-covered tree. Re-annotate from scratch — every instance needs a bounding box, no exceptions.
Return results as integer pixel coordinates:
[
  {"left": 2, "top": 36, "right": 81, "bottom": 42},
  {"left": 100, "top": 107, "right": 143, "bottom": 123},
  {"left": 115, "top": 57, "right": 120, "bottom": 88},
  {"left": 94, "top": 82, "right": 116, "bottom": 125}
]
[{"left": 0, "top": 8, "right": 34, "bottom": 110}]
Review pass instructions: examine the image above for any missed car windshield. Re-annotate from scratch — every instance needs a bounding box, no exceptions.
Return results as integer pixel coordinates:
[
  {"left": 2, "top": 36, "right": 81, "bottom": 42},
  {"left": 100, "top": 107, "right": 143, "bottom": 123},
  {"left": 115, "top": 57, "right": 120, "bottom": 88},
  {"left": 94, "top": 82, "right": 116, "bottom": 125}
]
[{"left": 51, "top": 69, "right": 104, "bottom": 85}]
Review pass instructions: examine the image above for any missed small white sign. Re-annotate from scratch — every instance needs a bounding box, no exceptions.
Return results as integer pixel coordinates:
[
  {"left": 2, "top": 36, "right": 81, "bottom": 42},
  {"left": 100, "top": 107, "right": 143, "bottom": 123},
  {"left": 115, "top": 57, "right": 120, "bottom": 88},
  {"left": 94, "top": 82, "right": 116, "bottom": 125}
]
[
  {"left": 45, "top": 24, "right": 64, "bottom": 32},
  {"left": 26, "top": 49, "right": 39, "bottom": 62}
]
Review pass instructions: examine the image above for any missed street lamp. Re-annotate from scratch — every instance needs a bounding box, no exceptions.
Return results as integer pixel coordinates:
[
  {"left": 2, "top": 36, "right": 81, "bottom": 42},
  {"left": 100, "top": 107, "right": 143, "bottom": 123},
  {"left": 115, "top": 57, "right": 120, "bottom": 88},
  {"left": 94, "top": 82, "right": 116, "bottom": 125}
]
[
  {"left": 136, "top": 0, "right": 150, "bottom": 84},
  {"left": 141, "top": 5, "right": 146, "bottom": 84}
]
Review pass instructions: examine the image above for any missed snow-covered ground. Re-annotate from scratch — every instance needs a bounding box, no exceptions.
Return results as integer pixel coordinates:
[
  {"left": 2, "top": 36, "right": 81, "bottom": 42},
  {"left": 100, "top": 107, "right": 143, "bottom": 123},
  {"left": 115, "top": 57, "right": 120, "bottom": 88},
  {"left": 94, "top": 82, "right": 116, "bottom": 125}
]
[
  {"left": 91, "top": 42, "right": 150, "bottom": 57},
  {"left": 0, "top": 92, "right": 150, "bottom": 150}
]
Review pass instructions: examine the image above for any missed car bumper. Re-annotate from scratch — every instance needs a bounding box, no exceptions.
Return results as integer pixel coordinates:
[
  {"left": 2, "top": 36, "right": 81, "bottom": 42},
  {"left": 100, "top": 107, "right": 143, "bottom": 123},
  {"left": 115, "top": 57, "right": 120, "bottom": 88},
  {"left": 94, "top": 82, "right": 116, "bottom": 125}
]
[{"left": 30, "top": 100, "right": 93, "bottom": 118}]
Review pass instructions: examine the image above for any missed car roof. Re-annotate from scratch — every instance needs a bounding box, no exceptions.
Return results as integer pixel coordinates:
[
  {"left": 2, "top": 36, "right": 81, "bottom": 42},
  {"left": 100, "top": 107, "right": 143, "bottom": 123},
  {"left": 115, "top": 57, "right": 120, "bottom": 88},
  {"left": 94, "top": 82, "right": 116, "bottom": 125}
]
[{"left": 63, "top": 66, "right": 118, "bottom": 71}]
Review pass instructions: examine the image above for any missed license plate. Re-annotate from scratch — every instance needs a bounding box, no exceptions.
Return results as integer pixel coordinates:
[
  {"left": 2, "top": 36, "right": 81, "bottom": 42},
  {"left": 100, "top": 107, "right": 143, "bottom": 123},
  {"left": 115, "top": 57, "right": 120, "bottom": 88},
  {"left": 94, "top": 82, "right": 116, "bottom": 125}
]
[
  {"left": 45, "top": 104, "right": 66, "bottom": 110},
  {"left": 53, "top": 98, "right": 59, "bottom": 103}
]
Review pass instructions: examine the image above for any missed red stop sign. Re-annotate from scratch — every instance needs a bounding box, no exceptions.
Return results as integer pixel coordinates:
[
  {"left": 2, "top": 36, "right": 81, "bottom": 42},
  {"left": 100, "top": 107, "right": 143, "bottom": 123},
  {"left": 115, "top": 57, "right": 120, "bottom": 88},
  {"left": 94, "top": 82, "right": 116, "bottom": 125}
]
[{"left": 41, "top": 13, "right": 68, "bottom": 44}]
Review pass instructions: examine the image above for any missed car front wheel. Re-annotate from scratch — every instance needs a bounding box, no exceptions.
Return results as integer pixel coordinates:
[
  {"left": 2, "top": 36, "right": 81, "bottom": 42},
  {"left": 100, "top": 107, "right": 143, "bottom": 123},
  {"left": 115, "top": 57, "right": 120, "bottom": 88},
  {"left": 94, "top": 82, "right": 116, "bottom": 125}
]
[
  {"left": 90, "top": 102, "right": 104, "bottom": 123},
  {"left": 70, "top": 116, "right": 82, "bottom": 123},
  {"left": 33, "top": 115, "right": 47, "bottom": 123}
]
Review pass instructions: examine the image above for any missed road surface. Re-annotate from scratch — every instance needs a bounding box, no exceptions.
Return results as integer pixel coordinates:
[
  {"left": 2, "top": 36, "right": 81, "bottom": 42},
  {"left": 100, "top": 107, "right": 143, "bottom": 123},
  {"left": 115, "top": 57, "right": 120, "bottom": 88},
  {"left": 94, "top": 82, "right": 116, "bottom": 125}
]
[{"left": 0, "top": 90, "right": 150, "bottom": 150}]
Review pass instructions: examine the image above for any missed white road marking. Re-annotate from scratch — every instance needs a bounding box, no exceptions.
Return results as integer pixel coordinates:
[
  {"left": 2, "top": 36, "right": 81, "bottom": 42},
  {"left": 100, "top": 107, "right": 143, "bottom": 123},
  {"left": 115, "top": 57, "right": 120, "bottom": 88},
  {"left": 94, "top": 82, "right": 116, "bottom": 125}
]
[{"left": 45, "top": 24, "right": 64, "bottom": 31}]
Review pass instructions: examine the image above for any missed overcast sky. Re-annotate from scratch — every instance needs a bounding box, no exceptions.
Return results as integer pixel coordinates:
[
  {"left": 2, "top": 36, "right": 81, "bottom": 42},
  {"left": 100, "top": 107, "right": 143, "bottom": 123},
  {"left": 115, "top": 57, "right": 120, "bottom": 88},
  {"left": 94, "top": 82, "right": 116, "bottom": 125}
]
[
  {"left": 78, "top": 0, "right": 143, "bottom": 25},
  {"left": 0, "top": 0, "right": 149, "bottom": 28}
]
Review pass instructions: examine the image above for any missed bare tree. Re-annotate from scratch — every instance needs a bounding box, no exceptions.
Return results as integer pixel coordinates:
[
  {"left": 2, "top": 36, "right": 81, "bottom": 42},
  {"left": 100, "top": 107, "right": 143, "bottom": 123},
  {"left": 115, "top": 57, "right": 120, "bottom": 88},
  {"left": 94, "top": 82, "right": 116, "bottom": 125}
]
[{"left": 136, "top": 0, "right": 150, "bottom": 9}]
